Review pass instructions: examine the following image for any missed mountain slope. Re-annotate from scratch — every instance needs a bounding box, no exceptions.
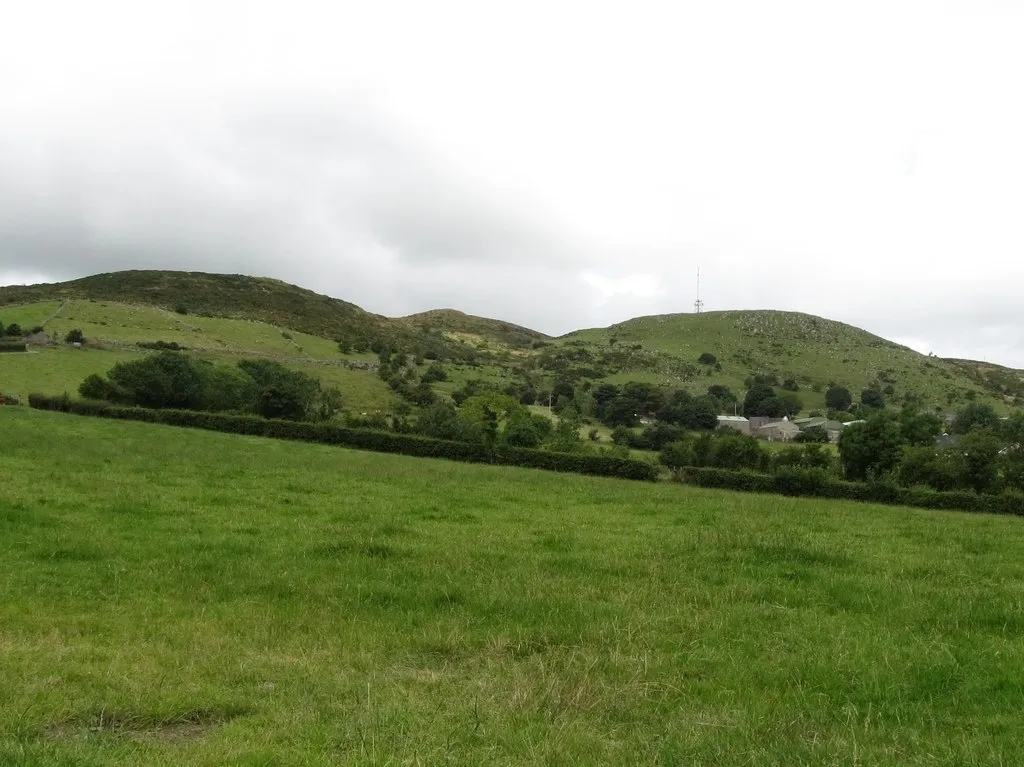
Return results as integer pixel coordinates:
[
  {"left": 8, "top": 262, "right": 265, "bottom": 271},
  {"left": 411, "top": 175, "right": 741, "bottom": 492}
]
[
  {"left": 401, "top": 308, "right": 548, "bottom": 349},
  {"left": 560, "top": 310, "right": 1010, "bottom": 412},
  {"left": 1, "top": 271, "right": 1017, "bottom": 414}
]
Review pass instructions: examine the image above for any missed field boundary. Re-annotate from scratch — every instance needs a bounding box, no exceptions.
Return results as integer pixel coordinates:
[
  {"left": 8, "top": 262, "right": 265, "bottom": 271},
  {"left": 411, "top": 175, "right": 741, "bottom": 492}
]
[
  {"left": 27, "top": 394, "right": 659, "bottom": 482},
  {"left": 675, "top": 465, "right": 1024, "bottom": 517}
]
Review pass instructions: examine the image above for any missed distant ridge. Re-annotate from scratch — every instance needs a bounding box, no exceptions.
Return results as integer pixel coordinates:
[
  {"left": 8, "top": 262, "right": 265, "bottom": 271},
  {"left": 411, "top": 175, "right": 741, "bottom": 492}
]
[
  {"left": 1, "top": 269, "right": 1019, "bottom": 409},
  {"left": 402, "top": 308, "right": 548, "bottom": 349}
]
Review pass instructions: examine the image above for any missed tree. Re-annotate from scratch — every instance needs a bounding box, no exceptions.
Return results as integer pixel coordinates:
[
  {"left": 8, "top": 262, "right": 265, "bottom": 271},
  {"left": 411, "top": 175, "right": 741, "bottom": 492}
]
[
  {"left": 65, "top": 328, "right": 85, "bottom": 344},
  {"left": 752, "top": 396, "right": 789, "bottom": 418},
  {"left": 795, "top": 426, "right": 829, "bottom": 443},
  {"left": 953, "top": 427, "right": 1002, "bottom": 493},
  {"left": 660, "top": 439, "right": 695, "bottom": 470},
  {"left": 838, "top": 413, "right": 903, "bottom": 480},
  {"left": 603, "top": 396, "right": 639, "bottom": 428},
  {"left": 825, "top": 386, "right": 852, "bottom": 412},
  {"left": 420, "top": 363, "right": 448, "bottom": 383},
  {"left": 4, "top": 323, "right": 22, "bottom": 337},
  {"left": 237, "top": 358, "right": 340, "bottom": 421},
  {"left": 860, "top": 387, "right": 885, "bottom": 409},
  {"left": 951, "top": 402, "right": 1000, "bottom": 435},
  {"left": 709, "top": 434, "right": 769, "bottom": 471},
  {"left": 79, "top": 373, "right": 126, "bottom": 402},
  {"left": 417, "top": 403, "right": 482, "bottom": 443},
  {"left": 899, "top": 446, "right": 960, "bottom": 491},
  {"left": 999, "top": 412, "right": 1024, "bottom": 491},
  {"left": 684, "top": 397, "right": 719, "bottom": 430},
  {"left": 743, "top": 384, "right": 776, "bottom": 417},
  {"left": 899, "top": 407, "right": 943, "bottom": 446},
  {"left": 107, "top": 351, "right": 207, "bottom": 410},
  {"left": 707, "top": 384, "right": 736, "bottom": 407}
]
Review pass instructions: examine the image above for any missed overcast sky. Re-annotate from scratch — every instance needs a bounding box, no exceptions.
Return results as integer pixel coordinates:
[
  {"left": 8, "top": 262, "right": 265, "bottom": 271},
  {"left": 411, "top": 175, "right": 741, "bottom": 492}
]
[{"left": 2, "top": 1, "right": 1023, "bottom": 365}]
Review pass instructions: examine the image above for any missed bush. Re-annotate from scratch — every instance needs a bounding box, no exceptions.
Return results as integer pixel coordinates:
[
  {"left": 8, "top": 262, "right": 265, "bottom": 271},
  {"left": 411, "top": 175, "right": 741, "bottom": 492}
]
[
  {"left": 673, "top": 465, "right": 1024, "bottom": 516},
  {"left": 138, "top": 341, "right": 185, "bottom": 351},
  {"left": 65, "top": 329, "right": 85, "bottom": 344},
  {"left": 698, "top": 352, "right": 717, "bottom": 365},
  {"left": 26, "top": 395, "right": 658, "bottom": 482},
  {"left": 0, "top": 342, "right": 28, "bottom": 353}
]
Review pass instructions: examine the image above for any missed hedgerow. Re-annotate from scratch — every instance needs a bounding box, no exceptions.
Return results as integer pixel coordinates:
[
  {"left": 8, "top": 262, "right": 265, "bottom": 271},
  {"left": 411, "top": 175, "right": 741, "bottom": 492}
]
[
  {"left": 27, "top": 394, "right": 658, "bottom": 482},
  {"left": 675, "top": 466, "right": 1024, "bottom": 516}
]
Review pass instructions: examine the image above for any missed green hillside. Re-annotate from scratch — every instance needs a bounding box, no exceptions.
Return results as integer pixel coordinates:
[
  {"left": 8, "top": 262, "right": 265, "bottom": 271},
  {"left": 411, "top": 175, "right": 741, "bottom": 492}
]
[
  {"left": 4, "top": 406, "right": 1024, "bottom": 764},
  {"left": 402, "top": 308, "right": 548, "bottom": 350},
  {"left": 560, "top": 310, "right": 1014, "bottom": 413},
  {"left": 0, "top": 270, "right": 461, "bottom": 357},
  {"left": 1, "top": 271, "right": 1018, "bottom": 417}
]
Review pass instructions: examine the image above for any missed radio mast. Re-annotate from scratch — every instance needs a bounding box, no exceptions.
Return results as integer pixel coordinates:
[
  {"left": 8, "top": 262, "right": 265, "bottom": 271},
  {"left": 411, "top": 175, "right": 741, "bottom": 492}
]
[{"left": 694, "top": 267, "right": 704, "bottom": 314}]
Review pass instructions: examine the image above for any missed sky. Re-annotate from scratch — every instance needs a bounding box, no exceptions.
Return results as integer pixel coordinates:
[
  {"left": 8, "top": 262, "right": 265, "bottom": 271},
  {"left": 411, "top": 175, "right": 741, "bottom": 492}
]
[{"left": 2, "top": 1, "right": 1023, "bottom": 366}]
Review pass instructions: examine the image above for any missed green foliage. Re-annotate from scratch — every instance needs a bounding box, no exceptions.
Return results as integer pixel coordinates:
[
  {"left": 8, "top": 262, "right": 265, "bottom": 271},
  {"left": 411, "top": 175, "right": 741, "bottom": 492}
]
[
  {"left": 955, "top": 428, "right": 1003, "bottom": 493},
  {"left": 420, "top": 362, "right": 448, "bottom": 383},
  {"left": 107, "top": 351, "right": 209, "bottom": 409},
  {"left": 860, "top": 387, "right": 885, "bottom": 409},
  {"left": 698, "top": 352, "right": 717, "bottom": 365},
  {"left": 64, "top": 328, "right": 85, "bottom": 344},
  {"left": 4, "top": 322, "right": 23, "bottom": 337},
  {"left": 773, "top": 443, "right": 835, "bottom": 471},
  {"left": 952, "top": 402, "right": 1000, "bottom": 435},
  {"left": 899, "top": 407, "right": 944, "bottom": 446},
  {"left": 899, "top": 445, "right": 961, "bottom": 491},
  {"left": 794, "top": 425, "right": 829, "bottom": 443},
  {"left": 675, "top": 466, "right": 1024, "bottom": 516},
  {"left": 236, "top": 358, "right": 341, "bottom": 422},
  {"left": 838, "top": 413, "right": 903, "bottom": 481},
  {"left": 825, "top": 386, "right": 852, "bottom": 411},
  {"left": 137, "top": 340, "right": 185, "bottom": 351},
  {"left": 659, "top": 440, "right": 696, "bottom": 470},
  {"left": 0, "top": 341, "right": 28, "bottom": 353},
  {"left": 742, "top": 384, "right": 776, "bottom": 416},
  {"left": 709, "top": 433, "right": 770, "bottom": 471},
  {"left": 82, "top": 352, "right": 341, "bottom": 422}
]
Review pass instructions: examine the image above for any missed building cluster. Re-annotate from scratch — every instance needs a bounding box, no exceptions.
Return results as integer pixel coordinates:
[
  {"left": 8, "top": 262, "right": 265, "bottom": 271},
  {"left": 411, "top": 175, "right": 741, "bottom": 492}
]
[{"left": 716, "top": 415, "right": 865, "bottom": 443}]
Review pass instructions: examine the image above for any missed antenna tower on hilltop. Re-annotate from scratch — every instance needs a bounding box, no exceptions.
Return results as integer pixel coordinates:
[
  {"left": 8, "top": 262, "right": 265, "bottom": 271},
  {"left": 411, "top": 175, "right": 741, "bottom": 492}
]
[{"left": 694, "top": 267, "right": 704, "bottom": 314}]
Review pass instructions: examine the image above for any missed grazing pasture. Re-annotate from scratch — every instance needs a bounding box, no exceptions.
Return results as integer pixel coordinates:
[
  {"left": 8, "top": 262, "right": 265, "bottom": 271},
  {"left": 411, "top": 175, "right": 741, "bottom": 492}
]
[{"left": 2, "top": 407, "right": 1023, "bottom": 765}]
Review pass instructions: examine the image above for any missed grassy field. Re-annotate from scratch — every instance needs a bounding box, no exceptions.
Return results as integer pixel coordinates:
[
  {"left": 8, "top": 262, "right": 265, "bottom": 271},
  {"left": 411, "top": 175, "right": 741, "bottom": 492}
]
[{"left": 3, "top": 407, "right": 1023, "bottom": 765}]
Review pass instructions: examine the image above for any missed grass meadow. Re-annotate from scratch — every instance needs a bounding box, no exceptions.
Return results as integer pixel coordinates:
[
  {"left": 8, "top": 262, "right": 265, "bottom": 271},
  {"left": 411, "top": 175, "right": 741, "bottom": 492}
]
[{"left": 2, "top": 407, "right": 1024, "bottom": 765}]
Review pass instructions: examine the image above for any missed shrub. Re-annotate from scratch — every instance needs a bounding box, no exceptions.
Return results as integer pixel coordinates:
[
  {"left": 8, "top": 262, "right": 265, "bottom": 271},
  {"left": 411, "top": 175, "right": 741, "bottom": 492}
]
[
  {"left": 673, "top": 465, "right": 1024, "bottom": 516},
  {"left": 138, "top": 341, "right": 185, "bottom": 351},
  {"left": 698, "top": 352, "right": 717, "bottom": 365},
  {"left": 65, "top": 329, "right": 85, "bottom": 344}
]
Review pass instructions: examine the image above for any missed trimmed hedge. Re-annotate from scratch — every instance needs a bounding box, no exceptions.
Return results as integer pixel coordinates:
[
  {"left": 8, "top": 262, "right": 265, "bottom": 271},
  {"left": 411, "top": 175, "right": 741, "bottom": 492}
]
[
  {"left": 676, "top": 466, "right": 1024, "bottom": 516},
  {"left": 27, "top": 394, "right": 658, "bottom": 482},
  {"left": 0, "top": 342, "right": 28, "bottom": 353}
]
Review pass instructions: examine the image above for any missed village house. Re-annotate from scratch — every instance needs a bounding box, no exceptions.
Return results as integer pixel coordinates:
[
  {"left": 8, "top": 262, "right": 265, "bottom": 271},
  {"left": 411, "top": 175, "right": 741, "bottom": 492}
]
[
  {"left": 755, "top": 419, "right": 802, "bottom": 442},
  {"left": 716, "top": 415, "right": 750, "bottom": 435}
]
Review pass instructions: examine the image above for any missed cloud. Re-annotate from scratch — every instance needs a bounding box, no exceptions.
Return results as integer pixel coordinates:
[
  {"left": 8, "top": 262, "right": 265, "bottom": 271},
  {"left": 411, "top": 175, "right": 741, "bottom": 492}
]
[{"left": 1, "top": 1, "right": 1023, "bottom": 365}]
